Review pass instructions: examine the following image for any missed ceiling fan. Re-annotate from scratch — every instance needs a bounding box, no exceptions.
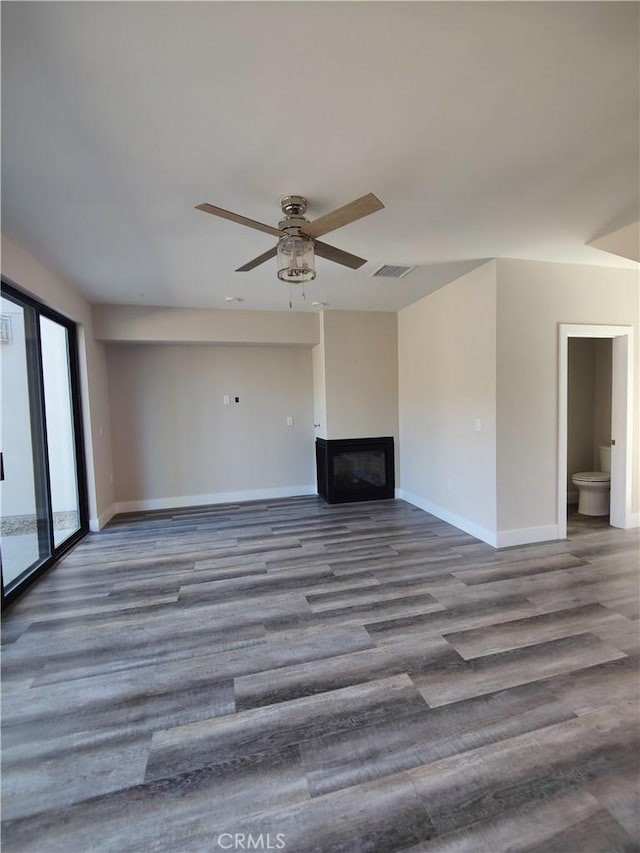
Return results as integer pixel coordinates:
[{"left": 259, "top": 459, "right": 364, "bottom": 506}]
[{"left": 195, "top": 193, "right": 384, "bottom": 283}]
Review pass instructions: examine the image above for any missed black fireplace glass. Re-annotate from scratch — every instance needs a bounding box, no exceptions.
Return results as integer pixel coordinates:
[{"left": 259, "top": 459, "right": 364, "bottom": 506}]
[
  {"left": 333, "top": 450, "right": 386, "bottom": 489},
  {"left": 316, "top": 437, "right": 394, "bottom": 503}
]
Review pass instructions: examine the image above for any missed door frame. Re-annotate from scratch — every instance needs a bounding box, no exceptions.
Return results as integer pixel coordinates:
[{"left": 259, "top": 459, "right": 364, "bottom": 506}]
[{"left": 558, "top": 323, "right": 634, "bottom": 539}]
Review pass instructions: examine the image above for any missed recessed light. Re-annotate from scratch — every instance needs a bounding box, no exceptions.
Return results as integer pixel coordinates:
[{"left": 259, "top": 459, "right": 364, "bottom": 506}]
[
  {"left": 225, "top": 296, "right": 244, "bottom": 303},
  {"left": 312, "top": 301, "right": 328, "bottom": 308}
]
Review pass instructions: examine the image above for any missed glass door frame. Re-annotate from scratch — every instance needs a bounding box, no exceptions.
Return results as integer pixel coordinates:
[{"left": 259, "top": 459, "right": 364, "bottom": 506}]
[{"left": 1, "top": 277, "right": 89, "bottom": 606}]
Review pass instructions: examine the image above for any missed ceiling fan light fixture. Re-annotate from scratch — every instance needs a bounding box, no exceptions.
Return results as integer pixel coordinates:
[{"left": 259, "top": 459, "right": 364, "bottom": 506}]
[
  {"left": 277, "top": 234, "right": 316, "bottom": 283},
  {"left": 196, "top": 192, "right": 384, "bottom": 283}
]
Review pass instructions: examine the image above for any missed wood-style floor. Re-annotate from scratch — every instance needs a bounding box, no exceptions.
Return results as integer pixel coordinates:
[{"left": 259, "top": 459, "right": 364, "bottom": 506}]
[{"left": 1, "top": 497, "right": 639, "bottom": 852}]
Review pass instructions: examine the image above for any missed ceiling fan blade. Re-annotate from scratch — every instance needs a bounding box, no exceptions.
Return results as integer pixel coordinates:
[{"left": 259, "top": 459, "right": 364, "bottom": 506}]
[
  {"left": 303, "top": 193, "right": 384, "bottom": 239},
  {"left": 313, "top": 240, "right": 367, "bottom": 270},
  {"left": 235, "top": 245, "right": 277, "bottom": 272},
  {"left": 196, "top": 203, "right": 285, "bottom": 238}
]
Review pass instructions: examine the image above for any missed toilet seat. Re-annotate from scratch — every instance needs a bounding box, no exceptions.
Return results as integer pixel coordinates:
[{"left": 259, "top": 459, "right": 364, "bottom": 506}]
[
  {"left": 572, "top": 471, "right": 610, "bottom": 483},
  {"left": 572, "top": 465, "right": 611, "bottom": 516}
]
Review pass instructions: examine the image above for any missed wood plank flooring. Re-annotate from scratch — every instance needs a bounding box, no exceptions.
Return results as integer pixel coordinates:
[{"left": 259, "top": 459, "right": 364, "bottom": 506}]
[{"left": 1, "top": 498, "right": 639, "bottom": 852}]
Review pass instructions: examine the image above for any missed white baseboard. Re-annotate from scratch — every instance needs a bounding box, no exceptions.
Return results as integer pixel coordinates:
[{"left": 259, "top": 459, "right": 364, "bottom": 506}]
[
  {"left": 89, "top": 503, "right": 117, "bottom": 532},
  {"left": 396, "top": 490, "right": 564, "bottom": 549},
  {"left": 626, "top": 512, "right": 640, "bottom": 529},
  {"left": 110, "top": 485, "right": 317, "bottom": 517},
  {"left": 396, "top": 489, "right": 498, "bottom": 548},
  {"left": 495, "top": 525, "right": 560, "bottom": 549}
]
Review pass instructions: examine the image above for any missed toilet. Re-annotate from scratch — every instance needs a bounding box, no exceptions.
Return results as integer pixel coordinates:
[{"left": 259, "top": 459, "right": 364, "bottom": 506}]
[{"left": 572, "top": 445, "right": 611, "bottom": 516}]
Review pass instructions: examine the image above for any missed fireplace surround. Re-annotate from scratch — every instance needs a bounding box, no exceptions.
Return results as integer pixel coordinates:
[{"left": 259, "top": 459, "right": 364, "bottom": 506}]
[{"left": 315, "top": 437, "right": 395, "bottom": 503}]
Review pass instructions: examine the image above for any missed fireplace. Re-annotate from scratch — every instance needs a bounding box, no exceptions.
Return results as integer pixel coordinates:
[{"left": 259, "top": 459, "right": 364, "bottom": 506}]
[{"left": 316, "top": 437, "right": 395, "bottom": 503}]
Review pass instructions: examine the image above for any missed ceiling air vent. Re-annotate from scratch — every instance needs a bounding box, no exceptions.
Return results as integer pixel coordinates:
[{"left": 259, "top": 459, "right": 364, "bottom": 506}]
[{"left": 371, "top": 264, "right": 415, "bottom": 279}]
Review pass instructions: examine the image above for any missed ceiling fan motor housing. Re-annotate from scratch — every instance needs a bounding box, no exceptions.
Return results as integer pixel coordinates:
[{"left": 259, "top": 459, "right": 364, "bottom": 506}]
[
  {"left": 278, "top": 196, "right": 310, "bottom": 235},
  {"left": 278, "top": 216, "right": 309, "bottom": 233},
  {"left": 280, "top": 195, "right": 307, "bottom": 216}
]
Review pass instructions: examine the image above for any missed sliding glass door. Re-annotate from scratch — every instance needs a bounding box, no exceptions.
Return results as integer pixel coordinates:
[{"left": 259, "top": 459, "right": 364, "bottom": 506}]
[
  {"left": 1, "top": 281, "right": 87, "bottom": 603},
  {"left": 0, "top": 296, "right": 49, "bottom": 586},
  {"left": 40, "top": 316, "right": 82, "bottom": 547}
]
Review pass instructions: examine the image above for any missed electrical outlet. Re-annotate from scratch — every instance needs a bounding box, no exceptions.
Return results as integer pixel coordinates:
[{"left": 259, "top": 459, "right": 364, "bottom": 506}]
[
  {"left": 223, "top": 395, "right": 230, "bottom": 405},
  {"left": 287, "top": 416, "right": 294, "bottom": 426}
]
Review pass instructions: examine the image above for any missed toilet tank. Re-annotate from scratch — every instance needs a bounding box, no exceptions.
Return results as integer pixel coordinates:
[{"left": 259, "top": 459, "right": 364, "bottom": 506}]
[{"left": 599, "top": 445, "right": 611, "bottom": 473}]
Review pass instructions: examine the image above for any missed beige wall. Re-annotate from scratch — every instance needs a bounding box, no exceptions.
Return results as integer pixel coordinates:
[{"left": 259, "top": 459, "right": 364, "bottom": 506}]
[
  {"left": 497, "top": 258, "right": 639, "bottom": 535},
  {"left": 1, "top": 235, "right": 114, "bottom": 528},
  {"left": 93, "top": 304, "right": 319, "bottom": 346},
  {"left": 398, "top": 261, "right": 498, "bottom": 541},
  {"left": 107, "top": 344, "right": 315, "bottom": 508},
  {"left": 322, "top": 310, "right": 399, "bottom": 443}
]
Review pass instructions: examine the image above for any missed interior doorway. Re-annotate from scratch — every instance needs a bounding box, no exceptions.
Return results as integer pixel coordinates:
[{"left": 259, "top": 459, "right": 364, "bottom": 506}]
[
  {"left": 567, "top": 337, "right": 612, "bottom": 522},
  {"left": 558, "top": 324, "right": 634, "bottom": 539}
]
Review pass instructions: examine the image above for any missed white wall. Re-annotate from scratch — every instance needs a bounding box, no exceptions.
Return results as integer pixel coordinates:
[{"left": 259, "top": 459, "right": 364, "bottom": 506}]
[
  {"left": 1, "top": 235, "right": 114, "bottom": 529},
  {"left": 107, "top": 344, "right": 315, "bottom": 510},
  {"left": 398, "top": 261, "right": 498, "bottom": 543},
  {"left": 497, "top": 259, "right": 639, "bottom": 538}
]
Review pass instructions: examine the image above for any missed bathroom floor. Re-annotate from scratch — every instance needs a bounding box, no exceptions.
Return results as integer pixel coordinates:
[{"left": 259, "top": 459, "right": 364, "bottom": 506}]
[{"left": 567, "top": 506, "right": 611, "bottom": 534}]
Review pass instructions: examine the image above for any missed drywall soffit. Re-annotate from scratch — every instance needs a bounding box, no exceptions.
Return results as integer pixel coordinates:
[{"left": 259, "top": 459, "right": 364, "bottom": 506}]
[{"left": 587, "top": 221, "right": 640, "bottom": 263}]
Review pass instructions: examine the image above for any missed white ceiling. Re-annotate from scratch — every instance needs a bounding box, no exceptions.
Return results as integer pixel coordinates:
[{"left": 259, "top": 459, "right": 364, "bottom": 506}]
[{"left": 2, "top": 1, "right": 638, "bottom": 313}]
